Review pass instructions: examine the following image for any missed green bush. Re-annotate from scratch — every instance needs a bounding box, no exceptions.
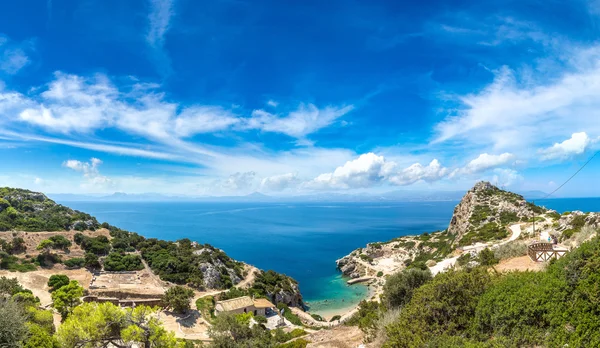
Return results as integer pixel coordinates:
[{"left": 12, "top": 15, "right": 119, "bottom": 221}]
[
  {"left": 47, "top": 274, "right": 70, "bottom": 292},
  {"left": 310, "top": 313, "right": 324, "bottom": 321},
  {"left": 64, "top": 258, "right": 85, "bottom": 268},
  {"left": 103, "top": 252, "right": 143, "bottom": 272},
  {"left": 478, "top": 248, "right": 499, "bottom": 266},
  {"left": 377, "top": 271, "right": 384, "bottom": 277},
  {"left": 383, "top": 268, "right": 432, "bottom": 309},
  {"left": 276, "top": 303, "right": 303, "bottom": 326},
  {"left": 493, "top": 241, "right": 527, "bottom": 260},
  {"left": 385, "top": 268, "right": 492, "bottom": 347},
  {"left": 330, "top": 315, "right": 341, "bottom": 322}
]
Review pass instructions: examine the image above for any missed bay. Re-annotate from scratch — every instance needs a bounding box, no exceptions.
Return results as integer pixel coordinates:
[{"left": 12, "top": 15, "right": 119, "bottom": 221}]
[{"left": 61, "top": 201, "right": 457, "bottom": 314}]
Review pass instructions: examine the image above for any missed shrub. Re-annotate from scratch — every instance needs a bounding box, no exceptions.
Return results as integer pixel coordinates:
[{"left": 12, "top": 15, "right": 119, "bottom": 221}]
[
  {"left": 47, "top": 274, "right": 70, "bottom": 292},
  {"left": 377, "top": 271, "right": 384, "bottom": 277},
  {"left": 103, "top": 252, "right": 143, "bottom": 272},
  {"left": 330, "top": 315, "right": 341, "bottom": 322},
  {"left": 277, "top": 303, "right": 303, "bottom": 326},
  {"left": 493, "top": 241, "right": 527, "bottom": 260},
  {"left": 385, "top": 268, "right": 492, "bottom": 347},
  {"left": 499, "top": 211, "right": 519, "bottom": 225},
  {"left": 64, "top": 258, "right": 85, "bottom": 268},
  {"left": 457, "top": 252, "right": 472, "bottom": 266},
  {"left": 478, "top": 248, "right": 499, "bottom": 266},
  {"left": 310, "top": 313, "right": 324, "bottom": 321},
  {"left": 383, "top": 268, "right": 432, "bottom": 309},
  {"left": 162, "top": 285, "right": 194, "bottom": 314},
  {"left": 345, "top": 300, "right": 381, "bottom": 341}
]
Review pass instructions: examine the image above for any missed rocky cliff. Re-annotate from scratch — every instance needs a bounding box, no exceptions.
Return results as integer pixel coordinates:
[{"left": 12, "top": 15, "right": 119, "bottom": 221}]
[
  {"left": 336, "top": 182, "right": 554, "bottom": 279},
  {"left": 448, "top": 181, "right": 546, "bottom": 246}
]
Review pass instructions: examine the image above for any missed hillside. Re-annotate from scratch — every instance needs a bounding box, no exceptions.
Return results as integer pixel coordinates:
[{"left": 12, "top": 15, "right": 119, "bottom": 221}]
[
  {"left": 337, "top": 182, "right": 598, "bottom": 282},
  {"left": 448, "top": 181, "right": 546, "bottom": 246},
  {"left": 0, "top": 187, "right": 302, "bottom": 306},
  {"left": 0, "top": 187, "right": 100, "bottom": 232}
]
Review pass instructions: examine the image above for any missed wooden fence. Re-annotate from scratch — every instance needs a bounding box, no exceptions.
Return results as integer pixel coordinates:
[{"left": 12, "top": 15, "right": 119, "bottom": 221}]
[{"left": 528, "top": 242, "right": 568, "bottom": 262}]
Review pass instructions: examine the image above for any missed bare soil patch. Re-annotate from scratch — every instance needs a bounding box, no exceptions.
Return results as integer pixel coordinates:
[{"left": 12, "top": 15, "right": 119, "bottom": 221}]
[
  {"left": 495, "top": 255, "right": 546, "bottom": 273},
  {"left": 306, "top": 325, "right": 369, "bottom": 348},
  {"left": 0, "top": 268, "right": 93, "bottom": 306}
]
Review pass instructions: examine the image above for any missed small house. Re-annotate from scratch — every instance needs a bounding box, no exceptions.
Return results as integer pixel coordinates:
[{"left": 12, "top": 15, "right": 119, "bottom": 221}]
[{"left": 214, "top": 296, "right": 276, "bottom": 317}]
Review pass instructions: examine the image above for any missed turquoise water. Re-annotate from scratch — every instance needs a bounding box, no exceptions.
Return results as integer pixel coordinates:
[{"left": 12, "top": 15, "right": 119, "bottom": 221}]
[
  {"left": 59, "top": 198, "right": 600, "bottom": 313},
  {"left": 56, "top": 201, "right": 457, "bottom": 312}
]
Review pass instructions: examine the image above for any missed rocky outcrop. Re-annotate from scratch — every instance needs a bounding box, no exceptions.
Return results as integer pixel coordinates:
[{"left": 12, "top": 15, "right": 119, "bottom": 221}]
[{"left": 448, "top": 181, "right": 545, "bottom": 245}]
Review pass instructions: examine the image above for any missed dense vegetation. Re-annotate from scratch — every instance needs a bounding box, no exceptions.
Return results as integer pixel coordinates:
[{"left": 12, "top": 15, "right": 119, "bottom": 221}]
[
  {"left": 345, "top": 228, "right": 600, "bottom": 347},
  {"left": 0, "top": 188, "right": 99, "bottom": 232},
  {"left": 0, "top": 276, "right": 59, "bottom": 347}
]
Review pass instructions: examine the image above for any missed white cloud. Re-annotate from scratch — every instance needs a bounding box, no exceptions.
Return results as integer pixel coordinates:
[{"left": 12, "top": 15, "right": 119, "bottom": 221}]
[
  {"left": 267, "top": 100, "right": 278, "bottom": 107},
  {"left": 1, "top": 48, "right": 29, "bottom": 75},
  {"left": 174, "top": 106, "right": 239, "bottom": 137},
  {"left": 146, "top": 0, "right": 174, "bottom": 48},
  {"left": 492, "top": 168, "right": 523, "bottom": 187},
  {"left": 216, "top": 172, "right": 257, "bottom": 192},
  {"left": 303, "top": 153, "right": 448, "bottom": 190},
  {"left": 63, "top": 157, "right": 112, "bottom": 189},
  {"left": 0, "top": 34, "right": 32, "bottom": 75},
  {"left": 247, "top": 104, "right": 354, "bottom": 138},
  {"left": 260, "top": 173, "right": 299, "bottom": 192},
  {"left": 388, "top": 159, "right": 449, "bottom": 185},
  {"left": 462, "top": 153, "right": 514, "bottom": 174},
  {"left": 432, "top": 46, "right": 600, "bottom": 156},
  {"left": 34, "top": 177, "right": 43, "bottom": 185},
  {"left": 539, "top": 132, "right": 591, "bottom": 161}
]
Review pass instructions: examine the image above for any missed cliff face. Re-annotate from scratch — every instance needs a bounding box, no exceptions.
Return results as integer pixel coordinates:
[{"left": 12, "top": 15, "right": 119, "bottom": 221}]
[
  {"left": 448, "top": 181, "right": 546, "bottom": 246},
  {"left": 336, "top": 182, "right": 551, "bottom": 279}
]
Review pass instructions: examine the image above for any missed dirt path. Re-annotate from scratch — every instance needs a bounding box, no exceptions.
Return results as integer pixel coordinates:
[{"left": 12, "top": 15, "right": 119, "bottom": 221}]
[{"left": 430, "top": 223, "right": 523, "bottom": 275}]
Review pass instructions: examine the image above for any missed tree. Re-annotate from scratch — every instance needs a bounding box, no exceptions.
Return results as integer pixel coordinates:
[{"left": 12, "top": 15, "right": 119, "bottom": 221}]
[
  {"left": 10, "top": 237, "right": 26, "bottom": 253},
  {"left": 0, "top": 298, "right": 29, "bottom": 347},
  {"left": 478, "top": 248, "right": 499, "bottom": 266},
  {"left": 162, "top": 285, "right": 194, "bottom": 314},
  {"left": 49, "top": 235, "right": 72, "bottom": 250},
  {"left": 47, "top": 274, "right": 70, "bottom": 292},
  {"left": 84, "top": 252, "right": 101, "bottom": 269},
  {"left": 56, "top": 302, "right": 183, "bottom": 348},
  {"left": 0, "top": 276, "right": 27, "bottom": 296},
  {"left": 51, "top": 280, "right": 84, "bottom": 319},
  {"left": 383, "top": 268, "right": 432, "bottom": 309},
  {"left": 37, "top": 239, "right": 55, "bottom": 254},
  {"left": 209, "top": 312, "right": 273, "bottom": 346},
  {"left": 24, "top": 323, "right": 58, "bottom": 348}
]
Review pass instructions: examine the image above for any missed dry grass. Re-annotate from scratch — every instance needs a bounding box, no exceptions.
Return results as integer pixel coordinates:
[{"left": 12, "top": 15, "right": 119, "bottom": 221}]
[
  {"left": 493, "top": 241, "right": 527, "bottom": 260},
  {"left": 0, "top": 229, "right": 111, "bottom": 258}
]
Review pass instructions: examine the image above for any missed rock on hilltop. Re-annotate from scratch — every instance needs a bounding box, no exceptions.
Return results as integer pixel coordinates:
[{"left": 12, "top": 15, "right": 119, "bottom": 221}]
[{"left": 449, "top": 181, "right": 546, "bottom": 246}]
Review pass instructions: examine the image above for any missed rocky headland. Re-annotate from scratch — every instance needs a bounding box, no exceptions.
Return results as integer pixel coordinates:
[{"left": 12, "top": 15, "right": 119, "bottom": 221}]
[{"left": 337, "top": 181, "right": 599, "bottom": 282}]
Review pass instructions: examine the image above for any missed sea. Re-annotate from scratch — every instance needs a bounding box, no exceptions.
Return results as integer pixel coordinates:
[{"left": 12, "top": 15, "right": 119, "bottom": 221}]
[{"left": 60, "top": 197, "right": 600, "bottom": 315}]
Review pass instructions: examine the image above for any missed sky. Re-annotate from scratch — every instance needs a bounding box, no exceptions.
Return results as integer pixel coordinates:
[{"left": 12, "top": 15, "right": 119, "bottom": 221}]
[{"left": 0, "top": 0, "right": 599, "bottom": 197}]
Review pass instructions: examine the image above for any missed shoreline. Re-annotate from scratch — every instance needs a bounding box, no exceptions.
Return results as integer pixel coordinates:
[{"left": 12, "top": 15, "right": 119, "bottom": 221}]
[{"left": 305, "top": 281, "right": 380, "bottom": 320}]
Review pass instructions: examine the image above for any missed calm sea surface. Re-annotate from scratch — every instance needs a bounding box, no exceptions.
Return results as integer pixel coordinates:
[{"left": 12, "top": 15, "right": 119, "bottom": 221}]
[{"left": 60, "top": 198, "right": 600, "bottom": 314}]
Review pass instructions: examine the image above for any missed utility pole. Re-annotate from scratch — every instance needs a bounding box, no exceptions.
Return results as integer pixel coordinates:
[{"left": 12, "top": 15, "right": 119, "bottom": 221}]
[{"left": 532, "top": 200, "right": 536, "bottom": 237}]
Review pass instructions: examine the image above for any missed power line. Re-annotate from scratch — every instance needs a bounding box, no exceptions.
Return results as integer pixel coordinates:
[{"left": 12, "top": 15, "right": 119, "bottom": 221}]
[{"left": 542, "top": 150, "right": 599, "bottom": 200}]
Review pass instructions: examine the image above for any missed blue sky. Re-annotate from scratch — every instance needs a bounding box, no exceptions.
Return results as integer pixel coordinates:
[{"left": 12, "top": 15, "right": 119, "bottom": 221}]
[{"left": 0, "top": 0, "right": 599, "bottom": 196}]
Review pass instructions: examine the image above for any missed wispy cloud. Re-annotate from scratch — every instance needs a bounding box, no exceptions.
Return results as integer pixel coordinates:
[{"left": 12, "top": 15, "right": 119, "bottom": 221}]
[
  {"left": 146, "top": 0, "right": 174, "bottom": 75},
  {"left": 146, "top": 0, "right": 174, "bottom": 48},
  {"left": 432, "top": 45, "right": 600, "bottom": 160},
  {"left": 0, "top": 34, "right": 33, "bottom": 75},
  {"left": 63, "top": 157, "right": 113, "bottom": 189}
]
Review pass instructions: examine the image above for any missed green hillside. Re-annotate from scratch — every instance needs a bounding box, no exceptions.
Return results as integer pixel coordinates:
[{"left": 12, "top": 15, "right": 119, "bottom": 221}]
[{"left": 0, "top": 187, "right": 99, "bottom": 232}]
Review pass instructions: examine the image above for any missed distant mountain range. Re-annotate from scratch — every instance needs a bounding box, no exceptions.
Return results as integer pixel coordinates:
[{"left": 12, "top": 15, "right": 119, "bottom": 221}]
[{"left": 48, "top": 189, "right": 549, "bottom": 203}]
